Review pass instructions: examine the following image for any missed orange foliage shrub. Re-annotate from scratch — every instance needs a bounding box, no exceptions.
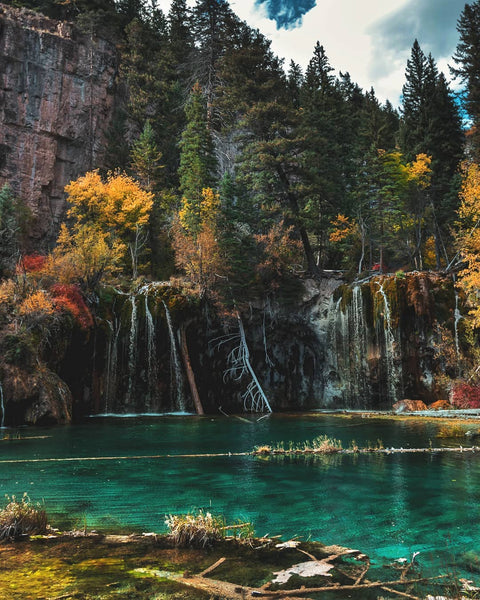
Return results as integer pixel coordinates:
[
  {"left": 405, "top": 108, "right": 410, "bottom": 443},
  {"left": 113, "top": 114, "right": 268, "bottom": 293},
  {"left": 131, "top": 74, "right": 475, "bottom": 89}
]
[
  {"left": 255, "top": 221, "right": 302, "bottom": 288},
  {"left": 329, "top": 214, "right": 358, "bottom": 243},
  {"left": 451, "top": 383, "right": 480, "bottom": 409},
  {"left": 51, "top": 284, "right": 93, "bottom": 329},
  {"left": 18, "top": 291, "right": 55, "bottom": 316},
  {"left": 18, "top": 253, "right": 46, "bottom": 274}
]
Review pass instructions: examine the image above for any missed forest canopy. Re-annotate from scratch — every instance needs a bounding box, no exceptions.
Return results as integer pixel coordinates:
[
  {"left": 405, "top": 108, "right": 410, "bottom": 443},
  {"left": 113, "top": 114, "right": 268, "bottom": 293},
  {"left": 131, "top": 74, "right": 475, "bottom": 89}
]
[{"left": 2, "top": 0, "right": 480, "bottom": 318}]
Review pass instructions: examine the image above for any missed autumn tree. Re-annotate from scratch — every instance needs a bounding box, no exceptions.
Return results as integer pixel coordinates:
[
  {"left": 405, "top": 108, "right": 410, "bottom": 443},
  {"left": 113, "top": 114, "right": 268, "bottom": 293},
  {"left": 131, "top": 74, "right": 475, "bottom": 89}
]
[
  {"left": 62, "top": 171, "right": 153, "bottom": 281},
  {"left": 455, "top": 161, "right": 480, "bottom": 326},
  {"left": 172, "top": 188, "right": 226, "bottom": 296},
  {"left": 48, "top": 223, "right": 125, "bottom": 292},
  {"left": 254, "top": 221, "right": 302, "bottom": 293}
]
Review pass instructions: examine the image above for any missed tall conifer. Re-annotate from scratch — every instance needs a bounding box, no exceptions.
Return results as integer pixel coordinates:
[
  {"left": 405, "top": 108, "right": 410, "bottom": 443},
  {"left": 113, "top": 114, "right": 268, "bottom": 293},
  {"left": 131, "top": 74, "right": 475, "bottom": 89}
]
[
  {"left": 178, "top": 83, "right": 218, "bottom": 216},
  {"left": 452, "top": 0, "right": 480, "bottom": 157}
]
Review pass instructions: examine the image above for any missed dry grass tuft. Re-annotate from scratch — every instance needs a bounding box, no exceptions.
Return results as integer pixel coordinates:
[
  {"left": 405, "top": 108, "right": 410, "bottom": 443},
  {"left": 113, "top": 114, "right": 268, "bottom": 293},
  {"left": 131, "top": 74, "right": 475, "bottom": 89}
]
[{"left": 0, "top": 494, "right": 48, "bottom": 540}]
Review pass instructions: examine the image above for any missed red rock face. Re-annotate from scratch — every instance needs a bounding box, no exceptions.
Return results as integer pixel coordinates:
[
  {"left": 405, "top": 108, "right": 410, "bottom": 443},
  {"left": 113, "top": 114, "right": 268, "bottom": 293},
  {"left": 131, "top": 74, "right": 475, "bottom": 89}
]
[{"left": 0, "top": 4, "right": 117, "bottom": 247}]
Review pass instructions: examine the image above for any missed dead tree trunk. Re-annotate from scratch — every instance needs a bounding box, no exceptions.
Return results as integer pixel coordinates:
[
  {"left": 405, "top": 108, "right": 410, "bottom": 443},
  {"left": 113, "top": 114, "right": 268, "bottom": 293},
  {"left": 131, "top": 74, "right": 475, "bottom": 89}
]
[{"left": 179, "top": 324, "right": 204, "bottom": 416}]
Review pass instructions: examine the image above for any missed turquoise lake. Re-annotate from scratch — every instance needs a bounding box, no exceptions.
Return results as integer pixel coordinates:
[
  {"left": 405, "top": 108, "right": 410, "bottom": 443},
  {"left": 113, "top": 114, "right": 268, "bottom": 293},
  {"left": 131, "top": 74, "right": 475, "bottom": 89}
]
[{"left": 1, "top": 413, "right": 480, "bottom": 578}]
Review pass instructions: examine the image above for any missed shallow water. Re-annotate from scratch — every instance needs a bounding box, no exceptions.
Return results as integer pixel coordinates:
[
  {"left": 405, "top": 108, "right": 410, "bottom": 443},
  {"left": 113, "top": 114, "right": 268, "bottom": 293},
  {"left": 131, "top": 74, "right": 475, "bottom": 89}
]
[{"left": 1, "top": 414, "right": 480, "bottom": 578}]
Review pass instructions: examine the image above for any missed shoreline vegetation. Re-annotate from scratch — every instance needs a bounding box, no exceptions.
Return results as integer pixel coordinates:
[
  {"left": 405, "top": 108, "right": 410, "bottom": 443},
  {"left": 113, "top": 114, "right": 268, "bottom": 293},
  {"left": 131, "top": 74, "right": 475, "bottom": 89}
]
[{"left": 0, "top": 502, "right": 471, "bottom": 600}]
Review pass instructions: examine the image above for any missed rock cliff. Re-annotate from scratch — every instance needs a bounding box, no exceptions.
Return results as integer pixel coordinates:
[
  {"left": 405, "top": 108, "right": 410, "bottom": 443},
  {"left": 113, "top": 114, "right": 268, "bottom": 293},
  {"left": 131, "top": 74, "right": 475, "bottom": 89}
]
[{"left": 0, "top": 4, "right": 117, "bottom": 245}]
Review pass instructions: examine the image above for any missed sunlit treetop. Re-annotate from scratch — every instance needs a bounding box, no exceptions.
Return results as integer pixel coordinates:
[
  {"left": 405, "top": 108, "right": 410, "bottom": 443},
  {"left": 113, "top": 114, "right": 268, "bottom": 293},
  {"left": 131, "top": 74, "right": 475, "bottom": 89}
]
[{"left": 64, "top": 170, "right": 154, "bottom": 234}]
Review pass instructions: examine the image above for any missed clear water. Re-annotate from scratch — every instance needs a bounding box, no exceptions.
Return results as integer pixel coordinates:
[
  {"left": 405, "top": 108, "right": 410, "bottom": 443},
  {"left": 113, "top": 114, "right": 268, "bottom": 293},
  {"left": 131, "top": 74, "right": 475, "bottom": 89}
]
[{"left": 1, "top": 414, "right": 480, "bottom": 578}]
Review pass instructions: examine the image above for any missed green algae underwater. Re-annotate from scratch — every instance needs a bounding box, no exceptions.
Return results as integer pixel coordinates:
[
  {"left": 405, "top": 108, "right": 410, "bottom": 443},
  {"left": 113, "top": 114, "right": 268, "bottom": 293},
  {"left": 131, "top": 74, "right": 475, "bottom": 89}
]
[{"left": 0, "top": 533, "right": 464, "bottom": 600}]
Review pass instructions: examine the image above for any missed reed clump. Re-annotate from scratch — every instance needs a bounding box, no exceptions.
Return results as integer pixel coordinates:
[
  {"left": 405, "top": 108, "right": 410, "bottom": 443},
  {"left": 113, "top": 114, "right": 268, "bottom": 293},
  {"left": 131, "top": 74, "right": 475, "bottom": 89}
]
[
  {"left": 0, "top": 493, "right": 49, "bottom": 540},
  {"left": 165, "top": 511, "right": 253, "bottom": 548},
  {"left": 254, "top": 435, "right": 343, "bottom": 456}
]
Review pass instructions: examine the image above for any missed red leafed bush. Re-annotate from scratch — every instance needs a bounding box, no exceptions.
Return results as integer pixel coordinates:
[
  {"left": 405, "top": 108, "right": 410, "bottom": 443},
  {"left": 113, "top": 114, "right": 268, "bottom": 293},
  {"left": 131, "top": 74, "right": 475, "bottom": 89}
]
[
  {"left": 450, "top": 383, "right": 480, "bottom": 409},
  {"left": 50, "top": 284, "right": 93, "bottom": 329},
  {"left": 19, "top": 253, "right": 46, "bottom": 273}
]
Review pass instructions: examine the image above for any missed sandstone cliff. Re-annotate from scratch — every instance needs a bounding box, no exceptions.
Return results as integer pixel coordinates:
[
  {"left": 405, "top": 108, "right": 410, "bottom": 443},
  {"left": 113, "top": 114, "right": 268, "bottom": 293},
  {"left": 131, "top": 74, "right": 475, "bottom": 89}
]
[{"left": 0, "top": 4, "right": 117, "bottom": 245}]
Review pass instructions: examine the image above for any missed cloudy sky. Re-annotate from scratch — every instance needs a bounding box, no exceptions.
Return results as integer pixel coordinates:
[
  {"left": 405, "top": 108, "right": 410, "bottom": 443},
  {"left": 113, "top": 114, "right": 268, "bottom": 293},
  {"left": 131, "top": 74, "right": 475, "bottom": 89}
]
[{"left": 158, "top": 0, "right": 467, "bottom": 106}]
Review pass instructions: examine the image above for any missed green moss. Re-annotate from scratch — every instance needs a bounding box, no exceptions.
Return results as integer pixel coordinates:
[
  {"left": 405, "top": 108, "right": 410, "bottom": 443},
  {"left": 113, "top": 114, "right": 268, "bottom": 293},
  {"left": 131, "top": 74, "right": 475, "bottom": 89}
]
[
  {"left": 339, "top": 285, "right": 353, "bottom": 313},
  {"left": 2, "top": 331, "right": 36, "bottom": 368}
]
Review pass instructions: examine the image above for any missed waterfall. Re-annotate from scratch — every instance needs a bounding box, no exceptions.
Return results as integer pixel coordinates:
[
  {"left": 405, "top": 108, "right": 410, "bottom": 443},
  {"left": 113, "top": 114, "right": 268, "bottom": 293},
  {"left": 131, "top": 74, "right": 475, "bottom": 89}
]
[
  {"left": 126, "top": 295, "right": 138, "bottom": 407},
  {"left": 144, "top": 293, "right": 158, "bottom": 409},
  {"left": 162, "top": 301, "right": 185, "bottom": 412},
  {"left": 376, "top": 281, "right": 402, "bottom": 403},
  {"left": 0, "top": 382, "right": 4, "bottom": 428},
  {"left": 350, "top": 285, "right": 370, "bottom": 404},
  {"left": 324, "top": 288, "right": 371, "bottom": 406},
  {"left": 105, "top": 317, "right": 120, "bottom": 413}
]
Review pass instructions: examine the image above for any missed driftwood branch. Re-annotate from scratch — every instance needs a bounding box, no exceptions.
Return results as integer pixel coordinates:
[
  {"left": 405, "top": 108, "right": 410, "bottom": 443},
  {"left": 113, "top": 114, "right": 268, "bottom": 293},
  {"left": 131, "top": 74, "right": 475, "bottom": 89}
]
[
  {"left": 219, "top": 311, "right": 272, "bottom": 413},
  {"left": 254, "top": 575, "right": 447, "bottom": 596},
  {"left": 198, "top": 557, "right": 226, "bottom": 577},
  {"left": 380, "top": 586, "right": 421, "bottom": 600}
]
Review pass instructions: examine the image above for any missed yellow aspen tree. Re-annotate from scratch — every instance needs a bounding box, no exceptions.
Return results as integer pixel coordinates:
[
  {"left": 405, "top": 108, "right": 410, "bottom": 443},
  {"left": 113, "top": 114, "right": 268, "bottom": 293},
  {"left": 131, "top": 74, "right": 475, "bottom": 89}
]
[
  {"left": 456, "top": 161, "right": 480, "bottom": 326},
  {"left": 63, "top": 171, "right": 154, "bottom": 279}
]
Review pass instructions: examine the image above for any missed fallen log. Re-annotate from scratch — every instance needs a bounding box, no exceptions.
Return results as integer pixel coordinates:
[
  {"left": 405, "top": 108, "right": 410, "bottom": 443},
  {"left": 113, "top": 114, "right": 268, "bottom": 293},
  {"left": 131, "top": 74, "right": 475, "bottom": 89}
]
[{"left": 250, "top": 575, "right": 447, "bottom": 597}]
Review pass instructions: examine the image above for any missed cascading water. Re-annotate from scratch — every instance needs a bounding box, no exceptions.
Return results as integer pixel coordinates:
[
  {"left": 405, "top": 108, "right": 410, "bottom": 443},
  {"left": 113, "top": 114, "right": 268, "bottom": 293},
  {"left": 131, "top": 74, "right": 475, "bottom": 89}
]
[
  {"left": 376, "top": 281, "right": 402, "bottom": 403},
  {"left": 0, "top": 382, "right": 4, "bottom": 428},
  {"left": 323, "top": 297, "right": 342, "bottom": 403},
  {"left": 126, "top": 295, "right": 138, "bottom": 408},
  {"left": 144, "top": 292, "right": 158, "bottom": 409},
  {"left": 350, "top": 285, "right": 370, "bottom": 403},
  {"left": 162, "top": 301, "right": 185, "bottom": 412},
  {"left": 104, "top": 317, "right": 120, "bottom": 413},
  {"left": 324, "top": 287, "right": 371, "bottom": 406}
]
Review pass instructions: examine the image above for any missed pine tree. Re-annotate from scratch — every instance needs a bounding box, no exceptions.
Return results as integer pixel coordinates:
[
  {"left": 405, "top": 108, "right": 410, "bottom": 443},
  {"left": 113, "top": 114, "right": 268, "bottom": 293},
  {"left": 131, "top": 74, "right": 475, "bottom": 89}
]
[
  {"left": 190, "top": 0, "right": 240, "bottom": 114},
  {"left": 115, "top": 0, "right": 146, "bottom": 25},
  {"left": 214, "top": 25, "right": 287, "bottom": 127},
  {"left": 168, "top": 0, "right": 194, "bottom": 69},
  {"left": 130, "top": 120, "right": 164, "bottom": 191},
  {"left": 287, "top": 61, "right": 303, "bottom": 109},
  {"left": 178, "top": 83, "right": 218, "bottom": 233},
  {"left": 120, "top": 6, "right": 183, "bottom": 185},
  {"left": 400, "top": 41, "right": 464, "bottom": 266},
  {"left": 299, "top": 43, "right": 347, "bottom": 263},
  {"left": 238, "top": 101, "right": 319, "bottom": 275},
  {"left": 451, "top": 0, "right": 480, "bottom": 157},
  {"left": 302, "top": 42, "right": 335, "bottom": 105},
  {"left": 427, "top": 72, "right": 465, "bottom": 265},
  {"left": 399, "top": 40, "right": 430, "bottom": 158}
]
